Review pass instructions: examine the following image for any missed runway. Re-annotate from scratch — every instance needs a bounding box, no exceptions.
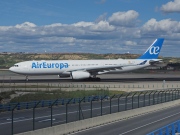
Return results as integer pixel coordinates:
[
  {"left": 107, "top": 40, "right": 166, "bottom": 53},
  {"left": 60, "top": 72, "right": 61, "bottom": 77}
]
[
  {"left": 0, "top": 71, "right": 180, "bottom": 83},
  {"left": 1, "top": 71, "right": 180, "bottom": 93}
]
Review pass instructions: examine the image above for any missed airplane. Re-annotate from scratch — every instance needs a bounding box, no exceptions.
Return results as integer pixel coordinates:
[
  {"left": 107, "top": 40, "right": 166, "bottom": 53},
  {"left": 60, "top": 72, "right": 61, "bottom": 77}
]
[{"left": 9, "top": 38, "right": 164, "bottom": 81}]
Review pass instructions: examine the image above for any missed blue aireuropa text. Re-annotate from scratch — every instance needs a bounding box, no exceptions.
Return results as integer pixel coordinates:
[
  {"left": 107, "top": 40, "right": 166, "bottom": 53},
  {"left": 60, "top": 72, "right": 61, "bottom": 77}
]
[{"left": 32, "top": 62, "right": 68, "bottom": 69}]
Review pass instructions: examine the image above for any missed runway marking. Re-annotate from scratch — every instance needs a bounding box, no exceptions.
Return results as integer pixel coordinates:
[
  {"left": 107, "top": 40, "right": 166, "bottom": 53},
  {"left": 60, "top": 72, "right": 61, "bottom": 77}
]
[
  {"left": 6, "top": 117, "right": 25, "bottom": 121},
  {"left": 53, "top": 120, "right": 66, "bottom": 124},
  {"left": 119, "top": 112, "right": 180, "bottom": 135},
  {"left": 70, "top": 110, "right": 180, "bottom": 135},
  {"left": 38, "top": 118, "right": 55, "bottom": 123}
]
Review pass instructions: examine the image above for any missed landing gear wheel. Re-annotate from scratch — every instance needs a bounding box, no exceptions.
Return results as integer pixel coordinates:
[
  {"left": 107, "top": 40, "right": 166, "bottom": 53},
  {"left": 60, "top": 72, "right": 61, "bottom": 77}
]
[
  {"left": 25, "top": 76, "right": 29, "bottom": 81},
  {"left": 87, "top": 77, "right": 101, "bottom": 81},
  {"left": 95, "top": 77, "right": 101, "bottom": 81}
]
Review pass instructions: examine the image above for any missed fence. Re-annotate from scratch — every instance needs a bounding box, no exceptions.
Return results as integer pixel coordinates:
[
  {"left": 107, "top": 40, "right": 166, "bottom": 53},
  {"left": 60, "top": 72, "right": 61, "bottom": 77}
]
[{"left": 1, "top": 89, "right": 180, "bottom": 135}]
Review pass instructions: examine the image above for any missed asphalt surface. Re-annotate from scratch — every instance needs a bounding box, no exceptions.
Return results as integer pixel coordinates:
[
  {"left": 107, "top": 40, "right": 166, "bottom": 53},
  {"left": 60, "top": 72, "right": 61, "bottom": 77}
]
[
  {"left": 0, "top": 71, "right": 180, "bottom": 83},
  {"left": 71, "top": 104, "right": 180, "bottom": 135},
  {"left": 1, "top": 77, "right": 180, "bottom": 83},
  {"left": 0, "top": 93, "right": 177, "bottom": 135}
]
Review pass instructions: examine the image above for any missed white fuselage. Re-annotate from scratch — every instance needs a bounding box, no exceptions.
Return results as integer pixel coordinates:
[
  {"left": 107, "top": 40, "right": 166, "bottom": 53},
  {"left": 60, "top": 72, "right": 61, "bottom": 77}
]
[{"left": 9, "top": 59, "right": 152, "bottom": 76}]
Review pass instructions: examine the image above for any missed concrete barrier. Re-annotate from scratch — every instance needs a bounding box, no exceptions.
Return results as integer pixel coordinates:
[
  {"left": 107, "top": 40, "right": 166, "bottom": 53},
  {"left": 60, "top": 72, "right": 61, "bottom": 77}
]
[
  {"left": 16, "top": 99, "right": 180, "bottom": 135},
  {"left": 1, "top": 82, "right": 180, "bottom": 93}
]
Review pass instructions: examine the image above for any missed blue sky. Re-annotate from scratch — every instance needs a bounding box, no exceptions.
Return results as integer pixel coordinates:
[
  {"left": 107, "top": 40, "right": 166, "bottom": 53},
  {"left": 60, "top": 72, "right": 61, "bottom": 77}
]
[{"left": 0, "top": 0, "right": 180, "bottom": 57}]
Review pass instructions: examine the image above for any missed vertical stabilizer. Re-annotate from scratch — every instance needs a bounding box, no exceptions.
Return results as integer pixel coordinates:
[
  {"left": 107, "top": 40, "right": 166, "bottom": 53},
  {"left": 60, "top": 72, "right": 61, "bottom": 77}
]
[{"left": 138, "top": 38, "right": 164, "bottom": 59}]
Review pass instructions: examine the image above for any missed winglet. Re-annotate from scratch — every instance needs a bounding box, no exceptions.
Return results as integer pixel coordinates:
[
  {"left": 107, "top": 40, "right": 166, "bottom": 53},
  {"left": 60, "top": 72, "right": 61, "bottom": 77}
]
[{"left": 138, "top": 38, "right": 164, "bottom": 59}]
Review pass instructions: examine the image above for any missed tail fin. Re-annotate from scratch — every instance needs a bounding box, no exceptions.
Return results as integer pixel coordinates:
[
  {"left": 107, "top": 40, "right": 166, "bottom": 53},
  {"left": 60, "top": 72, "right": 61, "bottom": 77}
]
[{"left": 138, "top": 38, "right": 164, "bottom": 59}]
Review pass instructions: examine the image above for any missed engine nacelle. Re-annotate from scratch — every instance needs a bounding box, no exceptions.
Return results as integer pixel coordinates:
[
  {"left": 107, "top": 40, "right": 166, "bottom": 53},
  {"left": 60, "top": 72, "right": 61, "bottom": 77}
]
[
  {"left": 58, "top": 74, "right": 71, "bottom": 78},
  {"left": 71, "top": 71, "right": 90, "bottom": 80}
]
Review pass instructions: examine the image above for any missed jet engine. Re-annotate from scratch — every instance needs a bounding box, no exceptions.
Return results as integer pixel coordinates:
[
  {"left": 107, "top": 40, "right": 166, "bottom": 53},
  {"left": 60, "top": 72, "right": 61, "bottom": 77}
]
[{"left": 71, "top": 71, "right": 90, "bottom": 79}]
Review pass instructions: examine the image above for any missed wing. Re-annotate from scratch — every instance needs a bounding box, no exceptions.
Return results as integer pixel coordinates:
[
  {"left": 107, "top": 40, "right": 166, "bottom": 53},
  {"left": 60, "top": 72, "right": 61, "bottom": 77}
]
[{"left": 63, "top": 64, "right": 136, "bottom": 74}]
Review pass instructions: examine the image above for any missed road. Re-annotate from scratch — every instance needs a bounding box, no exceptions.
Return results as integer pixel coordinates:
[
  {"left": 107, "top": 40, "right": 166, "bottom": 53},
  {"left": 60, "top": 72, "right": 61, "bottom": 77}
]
[
  {"left": 71, "top": 104, "right": 180, "bottom": 135},
  {"left": 0, "top": 93, "right": 177, "bottom": 135}
]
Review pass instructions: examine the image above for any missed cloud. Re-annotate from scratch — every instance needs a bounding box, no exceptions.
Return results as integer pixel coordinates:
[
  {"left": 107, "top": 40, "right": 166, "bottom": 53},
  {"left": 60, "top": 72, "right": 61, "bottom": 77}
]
[
  {"left": 95, "top": 13, "right": 107, "bottom": 23},
  {"left": 0, "top": 10, "right": 180, "bottom": 56},
  {"left": 108, "top": 10, "right": 139, "bottom": 27},
  {"left": 90, "top": 21, "right": 115, "bottom": 32},
  {"left": 161, "top": 0, "right": 180, "bottom": 13},
  {"left": 124, "top": 41, "right": 137, "bottom": 46},
  {"left": 141, "top": 18, "right": 180, "bottom": 34},
  {"left": 15, "top": 22, "right": 36, "bottom": 28}
]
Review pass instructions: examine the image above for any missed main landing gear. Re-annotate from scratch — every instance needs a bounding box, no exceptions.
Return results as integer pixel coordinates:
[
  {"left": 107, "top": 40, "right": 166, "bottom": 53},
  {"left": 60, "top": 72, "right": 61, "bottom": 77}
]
[
  {"left": 86, "top": 76, "right": 101, "bottom": 81},
  {"left": 25, "top": 75, "right": 29, "bottom": 81}
]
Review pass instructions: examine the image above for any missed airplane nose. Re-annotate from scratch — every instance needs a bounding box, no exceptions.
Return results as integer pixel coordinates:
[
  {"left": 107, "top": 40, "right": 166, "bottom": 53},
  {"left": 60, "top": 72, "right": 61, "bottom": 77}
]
[
  {"left": 9, "top": 67, "right": 15, "bottom": 72},
  {"left": 9, "top": 67, "right": 12, "bottom": 71}
]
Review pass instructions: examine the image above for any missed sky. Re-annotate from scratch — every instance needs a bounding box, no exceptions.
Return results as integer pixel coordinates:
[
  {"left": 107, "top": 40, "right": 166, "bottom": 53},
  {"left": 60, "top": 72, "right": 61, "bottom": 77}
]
[{"left": 0, "top": 0, "right": 180, "bottom": 57}]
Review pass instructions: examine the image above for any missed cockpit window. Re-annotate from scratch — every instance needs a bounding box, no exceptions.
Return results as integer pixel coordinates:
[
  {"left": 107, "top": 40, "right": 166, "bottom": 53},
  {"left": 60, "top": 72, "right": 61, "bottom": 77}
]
[{"left": 13, "top": 65, "right": 19, "bottom": 67}]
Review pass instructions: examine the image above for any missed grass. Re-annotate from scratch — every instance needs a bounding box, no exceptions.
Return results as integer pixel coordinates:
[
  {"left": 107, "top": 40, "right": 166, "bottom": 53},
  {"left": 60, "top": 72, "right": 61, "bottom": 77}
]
[
  {"left": 0, "top": 91, "right": 16, "bottom": 101},
  {"left": 0, "top": 84, "right": 58, "bottom": 88},
  {"left": 10, "top": 89, "right": 125, "bottom": 103}
]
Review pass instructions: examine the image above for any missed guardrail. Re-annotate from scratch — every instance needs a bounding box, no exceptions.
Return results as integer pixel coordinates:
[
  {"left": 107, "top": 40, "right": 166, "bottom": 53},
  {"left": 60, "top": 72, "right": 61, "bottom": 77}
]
[
  {"left": 147, "top": 120, "right": 180, "bottom": 135},
  {"left": 0, "top": 81, "right": 180, "bottom": 93}
]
